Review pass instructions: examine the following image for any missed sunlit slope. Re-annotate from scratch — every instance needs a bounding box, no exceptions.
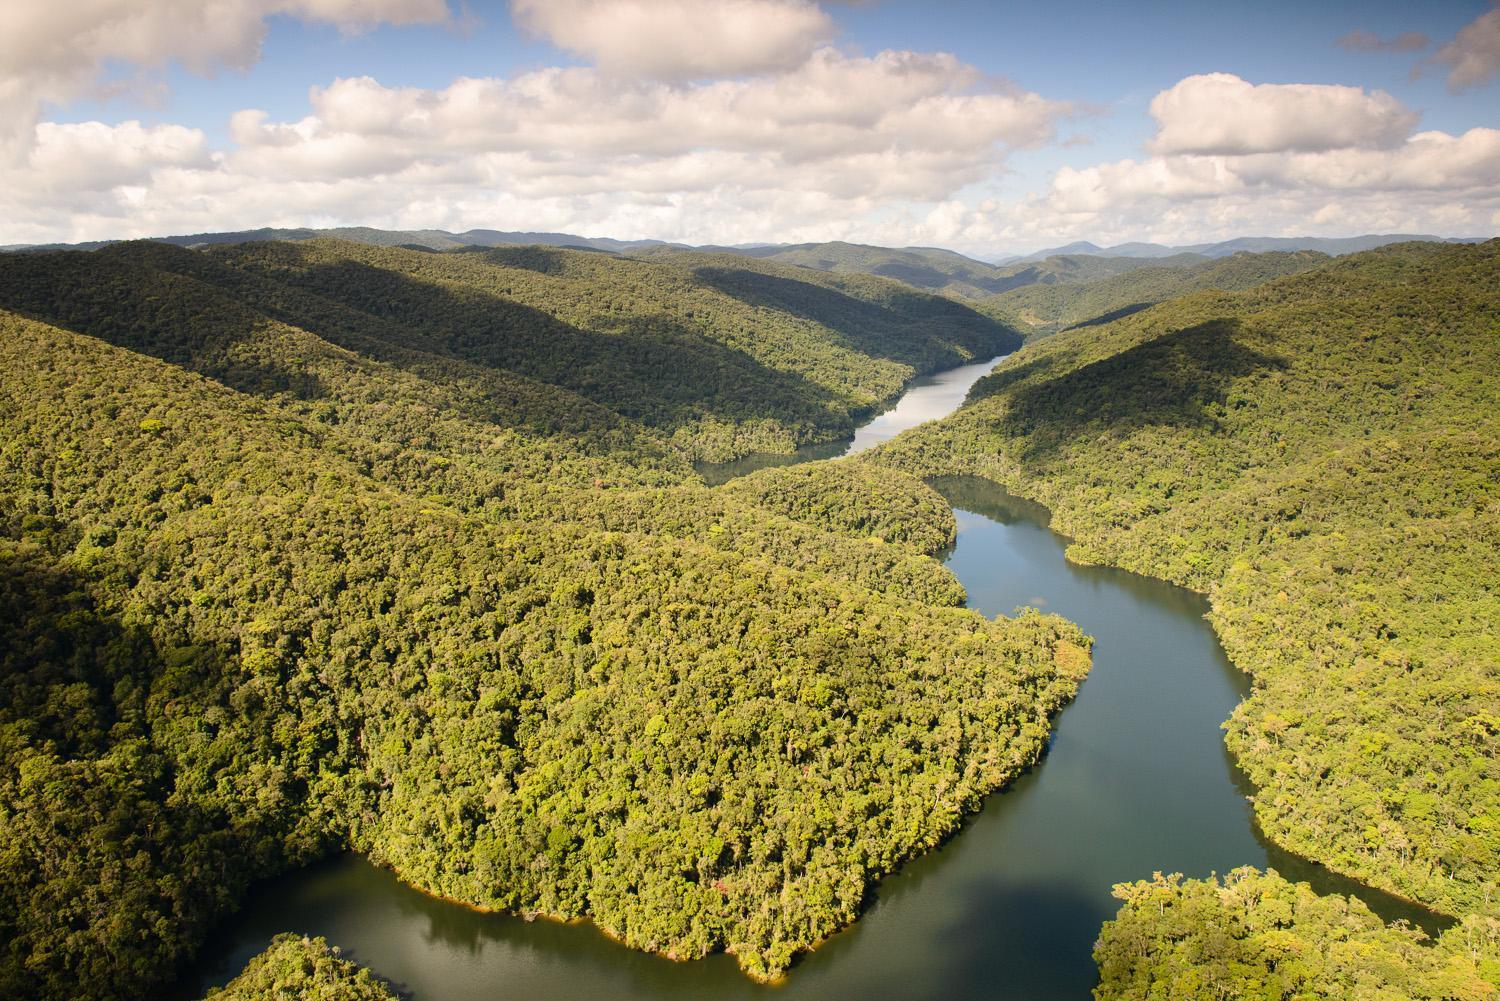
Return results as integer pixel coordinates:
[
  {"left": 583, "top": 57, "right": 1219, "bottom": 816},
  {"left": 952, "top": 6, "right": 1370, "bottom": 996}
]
[
  {"left": 872, "top": 240, "right": 1500, "bottom": 922},
  {"left": 0, "top": 290, "right": 1080, "bottom": 999}
]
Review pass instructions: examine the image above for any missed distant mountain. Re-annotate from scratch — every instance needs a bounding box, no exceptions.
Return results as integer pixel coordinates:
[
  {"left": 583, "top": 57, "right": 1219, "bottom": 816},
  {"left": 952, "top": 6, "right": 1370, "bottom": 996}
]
[
  {"left": 983, "top": 250, "right": 1330, "bottom": 340},
  {"left": 0, "top": 226, "right": 673, "bottom": 254},
  {"left": 655, "top": 240, "right": 1016, "bottom": 298},
  {"left": 1014, "top": 233, "right": 1487, "bottom": 262},
  {"left": 645, "top": 241, "right": 1214, "bottom": 300}
]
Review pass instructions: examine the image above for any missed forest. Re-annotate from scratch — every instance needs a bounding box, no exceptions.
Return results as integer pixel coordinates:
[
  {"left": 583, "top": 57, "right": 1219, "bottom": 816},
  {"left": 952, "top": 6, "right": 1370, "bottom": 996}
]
[
  {"left": 3, "top": 233, "right": 1495, "bottom": 999},
  {"left": 200, "top": 935, "right": 397, "bottom": 1000},
  {"left": 983, "top": 250, "right": 1329, "bottom": 340},
  {"left": 869, "top": 239, "right": 1499, "bottom": 996},
  {"left": 0, "top": 240, "right": 1080, "bottom": 999}
]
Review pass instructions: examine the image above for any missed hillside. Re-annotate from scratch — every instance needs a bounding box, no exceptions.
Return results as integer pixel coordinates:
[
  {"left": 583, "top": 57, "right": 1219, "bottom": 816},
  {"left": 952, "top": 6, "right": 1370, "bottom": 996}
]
[
  {"left": 1010, "top": 233, "right": 1486, "bottom": 263},
  {"left": 868, "top": 241, "right": 1499, "bottom": 988},
  {"left": 987, "top": 250, "right": 1329, "bottom": 339},
  {"left": 647, "top": 240, "right": 1210, "bottom": 300},
  {"left": 0, "top": 240, "right": 1081, "bottom": 998},
  {"left": 0, "top": 239, "right": 1017, "bottom": 464}
]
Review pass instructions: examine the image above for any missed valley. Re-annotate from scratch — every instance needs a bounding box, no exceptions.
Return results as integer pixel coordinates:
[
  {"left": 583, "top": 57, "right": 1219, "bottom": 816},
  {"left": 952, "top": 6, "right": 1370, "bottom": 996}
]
[{"left": 1, "top": 236, "right": 1494, "bottom": 1001}]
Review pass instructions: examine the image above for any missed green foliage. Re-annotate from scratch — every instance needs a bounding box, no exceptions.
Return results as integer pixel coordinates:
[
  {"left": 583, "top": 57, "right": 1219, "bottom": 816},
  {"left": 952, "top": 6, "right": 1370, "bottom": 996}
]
[
  {"left": 202, "top": 934, "right": 397, "bottom": 1000},
  {"left": 0, "top": 237, "right": 1081, "bottom": 999},
  {"left": 725, "top": 461, "right": 957, "bottom": 553},
  {"left": 653, "top": 240, "right": 1209, "bottom": 301},
  {"left": 984, "top": 250, "right": 1328, "bottom": 339},
  {"left": 1095, "top": 869, "right": 1499, "bottom": 1001},
  {"left": 870, "top": 239, "right": 1500, "bottom": 987}
]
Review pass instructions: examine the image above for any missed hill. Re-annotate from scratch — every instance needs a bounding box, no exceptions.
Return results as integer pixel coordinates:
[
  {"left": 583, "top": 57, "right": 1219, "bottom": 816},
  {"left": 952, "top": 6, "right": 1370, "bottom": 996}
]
[
  {"left": 869, "top": 241, "right": 1499, "bottom": 988},
  {"left": 643, "top": 241, "right": 1210, "bottom": 301},
  {"left": 1013, "top": 233, "right": 1487, "bottom": 263},
  {"left": 0, "top": 239, "right": 1017, "bottom": 464},
  {"left": 0, "top": 226, "right": 672, "bottom": 254},
  {"left": 0, "top": 238, "right": 1078, "bottom": 998},
  {"left": 986, "top": 250, "right": 1329, "bottom": 339}
]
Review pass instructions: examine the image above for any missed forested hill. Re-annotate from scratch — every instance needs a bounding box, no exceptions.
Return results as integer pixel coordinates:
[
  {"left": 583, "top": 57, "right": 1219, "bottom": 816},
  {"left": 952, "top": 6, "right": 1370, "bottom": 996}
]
[
  {"left": 984, "top": 250, "right": 1329, "bottom": 340},
  {"left": 0, "top": 237, "right": 1081, "bottom": 999},
  {"left": 0, "top": 238, "right": 1019, "bottom": 464},
  {"left": 868, "top": 240, "right": 1500, "bottom": 993},
  {"left": 643, "top": 240, "right": 1209, "bottom": 300}
]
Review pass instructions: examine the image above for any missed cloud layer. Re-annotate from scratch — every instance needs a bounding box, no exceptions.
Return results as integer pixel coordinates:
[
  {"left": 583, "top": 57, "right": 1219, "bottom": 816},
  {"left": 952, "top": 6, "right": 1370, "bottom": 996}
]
[
  {"left": 0, "top": 1, "right": 449, "bottom": 158},
  {"left": 0, "top": 2, "right": 1496, "bottom": 253},
  {"left": 512, "top": 0, "right": 833, "bottom": 79}
]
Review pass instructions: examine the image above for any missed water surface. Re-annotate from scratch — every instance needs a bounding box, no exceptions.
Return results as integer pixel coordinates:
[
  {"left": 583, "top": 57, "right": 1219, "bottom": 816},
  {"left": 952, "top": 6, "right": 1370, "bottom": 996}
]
[
  {"left": 695, "top": 354, "right": 1004, "bottom": 485},
  {"left": 185, "top": 362, "right": 1442, "bottom": 1000}
]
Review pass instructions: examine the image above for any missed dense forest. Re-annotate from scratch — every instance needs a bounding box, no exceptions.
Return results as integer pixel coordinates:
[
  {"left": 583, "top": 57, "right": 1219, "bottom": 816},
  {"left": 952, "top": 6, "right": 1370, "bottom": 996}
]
[
  {"left": 200, "top": 935, "right": 397, "bottom": 1000},
  {"left": 984, "top": 250, "right": 1329, "bottom": 340},
  {"left": 0, "top": 240, "right": 1081, "bottom": 998},
  {"left": 0, "top": 238, "right": 1019, "bottom": 465},
  {"left": 1095, "top": 870, "right": 1498, "bottom": 1000},
  {"left": 646, "top": 239, "right": 1210, "bottom": 301},
  {"left": 869, "top": 240, "right": 1499, "bottom": 994}
]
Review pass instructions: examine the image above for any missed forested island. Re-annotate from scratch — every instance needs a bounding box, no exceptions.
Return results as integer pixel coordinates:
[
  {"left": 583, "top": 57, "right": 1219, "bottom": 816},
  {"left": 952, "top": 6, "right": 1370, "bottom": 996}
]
[{"left": 1, "top": 234, "right": 1495, "bottom": 1000}]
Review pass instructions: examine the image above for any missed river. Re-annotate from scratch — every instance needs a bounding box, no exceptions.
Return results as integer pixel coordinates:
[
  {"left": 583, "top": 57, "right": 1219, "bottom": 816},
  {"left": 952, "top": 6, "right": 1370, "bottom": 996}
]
[{"left": 184, "top": 355, "right": 1442, "bottom": 999}]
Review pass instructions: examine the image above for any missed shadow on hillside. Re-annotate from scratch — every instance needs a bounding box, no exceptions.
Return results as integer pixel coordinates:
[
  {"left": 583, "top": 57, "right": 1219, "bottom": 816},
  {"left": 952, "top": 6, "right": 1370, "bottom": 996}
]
[
  {"left": 0, "top": 246, "right": 330, "bottom": 401},
  {"left": 0, "top": 242, "right": 870, "bottom": 448},
  {"left": 284, "top": 256, "right": 853, "bottom": 434},
  {"left": 688, "top": 265, "right": 1022, "bottom": 366},
  {"left": 868, "top": 260, "right": 953, "bottom": 290},
  {"left": 1061, "top": 301, "right": 1155, "bottom": 331},
  {"left": 1001, "top": 319, "right": 1285, "bottom": 464}
]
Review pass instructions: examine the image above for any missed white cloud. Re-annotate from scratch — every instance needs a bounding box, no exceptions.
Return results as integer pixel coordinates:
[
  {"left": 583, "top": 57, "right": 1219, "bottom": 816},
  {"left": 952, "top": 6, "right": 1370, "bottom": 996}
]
[
  {"left": 1435, "top": 6, "right": 1500, "bottom": 92},
  {"left": 0, "top": 0, "right": 449, "bottom": 157},
  {"left": 1148, "top": 74, "right": 1418, "bottom": 156},
  {"left": 0, "top": 49, "right": 1494, "bottom": 255},
  {"left": 1003, "top": 125, "right": 1500, "bottom": 251},
  {"left": 510, "top": 0, "right": 834, "bottom": 79},
  {"left": 0, "top": 45, "right": 1075, "bottom": 248},
  {"left": 220, "top": 50, "right": 1068, "bottom": 198},
  {"left": 27, "top": 120, "right": 212, "bottom": 193}
]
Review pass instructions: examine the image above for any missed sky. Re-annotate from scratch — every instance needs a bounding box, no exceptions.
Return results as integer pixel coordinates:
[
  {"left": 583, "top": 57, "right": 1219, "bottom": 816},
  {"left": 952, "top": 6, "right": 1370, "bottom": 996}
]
[{"left": 2, "top": 0, "right": 1498, "bottom": 254}]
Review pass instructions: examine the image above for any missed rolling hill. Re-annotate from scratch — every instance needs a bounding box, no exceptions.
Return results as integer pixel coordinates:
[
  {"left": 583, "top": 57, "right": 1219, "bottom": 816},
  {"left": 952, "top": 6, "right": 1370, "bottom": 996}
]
[{"left": 985, "top": 250, "right": 1330, "bottom": 339}]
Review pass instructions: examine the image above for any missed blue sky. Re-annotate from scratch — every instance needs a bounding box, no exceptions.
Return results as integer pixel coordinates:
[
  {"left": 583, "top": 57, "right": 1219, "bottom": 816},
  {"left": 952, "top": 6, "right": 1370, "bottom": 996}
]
[{"left": 6, "top": 0, "right": 1498, "bottom": 252}]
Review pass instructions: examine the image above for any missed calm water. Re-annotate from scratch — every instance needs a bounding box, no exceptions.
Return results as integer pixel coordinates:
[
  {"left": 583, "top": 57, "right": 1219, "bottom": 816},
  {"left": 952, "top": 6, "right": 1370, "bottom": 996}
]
[
  {"left": 185, "top": 363, "right": 1443, "bottom": 1000},
  {"left": 695, "top": 354, "right": 1006, "bottom": 485}
]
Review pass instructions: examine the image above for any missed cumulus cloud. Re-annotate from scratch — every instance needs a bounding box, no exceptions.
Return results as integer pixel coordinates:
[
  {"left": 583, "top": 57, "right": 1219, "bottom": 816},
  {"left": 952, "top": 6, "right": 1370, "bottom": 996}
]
[
  {"left": 1147, "top": 73, "right": 1418, "bottom": 156},
  {"left": 1434, "top": 5, "right": 1500, "bottom": 91},
  {"left": 1000, "top": 122, "right": 1500, "bottom": 252},
  {"left": 0, "top": 46, "right": 1075, "bottom": 247},
  {"left": 0, "top": 0, "right": 449, "bottom": 157},
  {"left": 511, "top": 0, "right": 834, "bottom": 79},
  {"left": 217, "top": 50, "right": 1068, "bottom": 201},
  {"left": 1336, "top": 28, "right": 1429, "bottom": 53}
]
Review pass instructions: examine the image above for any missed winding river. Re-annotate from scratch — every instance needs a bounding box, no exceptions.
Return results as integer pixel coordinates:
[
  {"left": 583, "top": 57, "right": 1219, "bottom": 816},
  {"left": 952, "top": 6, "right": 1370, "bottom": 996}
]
[{"left": 185, "top": 355, "right": 1441, "bottom": 999}]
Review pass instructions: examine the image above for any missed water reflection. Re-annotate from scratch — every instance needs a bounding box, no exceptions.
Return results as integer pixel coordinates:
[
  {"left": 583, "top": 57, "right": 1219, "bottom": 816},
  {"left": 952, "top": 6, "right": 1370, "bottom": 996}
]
[
  {"left": 695, "top": 355, "right": 1005, "bottom": 485},
  {"left": 184, "top": 417, "right": 1447, "bottom": 1001}
]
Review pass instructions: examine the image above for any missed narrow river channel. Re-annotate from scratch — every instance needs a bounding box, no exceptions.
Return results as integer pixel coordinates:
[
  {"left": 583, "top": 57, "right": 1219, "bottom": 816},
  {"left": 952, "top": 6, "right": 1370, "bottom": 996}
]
[{"left": 185, "top": 354, "right": 1441, "bottom": 1000}]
